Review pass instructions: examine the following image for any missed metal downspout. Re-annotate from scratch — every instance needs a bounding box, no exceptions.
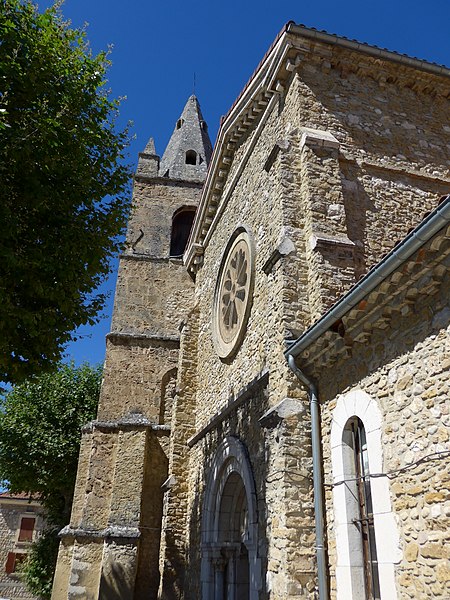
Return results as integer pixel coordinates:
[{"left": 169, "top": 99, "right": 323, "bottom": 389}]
[{"left": 287, "top": 354, "right": 328, "bottom": 600}]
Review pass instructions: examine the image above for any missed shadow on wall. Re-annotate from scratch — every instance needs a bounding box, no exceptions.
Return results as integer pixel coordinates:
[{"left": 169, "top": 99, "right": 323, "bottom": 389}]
[
  {"left": 135, "top": 431, "right": 169, "bottom": 600},
  {"left": 186, "top": 384, "right": 271, "bottom": 599},
  {"left": 158, "top": 528, "right": 187, "bottom": 600},
  {"left": 98, "top": 553, "right": 137, "bottom": 600}
]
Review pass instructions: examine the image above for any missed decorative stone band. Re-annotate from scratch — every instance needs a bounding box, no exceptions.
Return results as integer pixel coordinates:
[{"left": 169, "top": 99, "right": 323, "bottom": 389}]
[
  {"left": 134, "top": 173, "right": 205, "bottom": 186},
  {"left": 187, "top": 369, "right": 269, "bottom": 447},
  {"left": 82, "top": 413, "right": 171, "bottom": 435},
  {"left": 106, "top": 331, "right": 180, "bottom": 349},
  {"left": 120, "top": 253, "right": 185, "bottom": 263},
  {"left": 58, "top": 525, "right": 141, "bottom": 543}
]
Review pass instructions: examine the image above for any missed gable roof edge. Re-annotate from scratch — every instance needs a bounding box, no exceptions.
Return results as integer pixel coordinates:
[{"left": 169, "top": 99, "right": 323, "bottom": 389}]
[
  {"left": 288, "top": 23, "right": 450, "bottom": 78},
  {"left": 185, "top": 24, "right": 450, "bottom": 273}
]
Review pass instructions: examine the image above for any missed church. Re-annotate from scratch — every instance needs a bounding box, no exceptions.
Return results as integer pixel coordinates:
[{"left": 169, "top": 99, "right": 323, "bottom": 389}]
[{"left": 52, "top": 23, "right": 450, "bottom": 599}]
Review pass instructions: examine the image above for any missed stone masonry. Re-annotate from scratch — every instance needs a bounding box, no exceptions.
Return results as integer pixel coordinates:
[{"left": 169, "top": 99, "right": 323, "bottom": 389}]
[
  {"left": 53, "top": 23, "right": 450, "bottom": 600},
  {"left": 0, "top": 493, "right": 44, "bottom": 600},
  {"left": 52, "top": 96, "right": 212, "bottom": 599}
]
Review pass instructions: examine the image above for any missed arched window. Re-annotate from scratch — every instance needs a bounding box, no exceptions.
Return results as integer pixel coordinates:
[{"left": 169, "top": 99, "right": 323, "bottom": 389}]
[
  {"left": 331, "top": 391, "right": 400, "bottom": 600},
  {"left": 201, "top": 437, "right": 262, "bottom": 600},
  {"left": 344, "top": 417, "right": 380, "bottom": 599},
  {"left": 185, "top": 150, "right": 197, "bottom": 165},
  {"left": 159, "top": 367, "right": 177, "bottom": 425},
  {"left": 176, "top": 118, "right": 184, "bottom": 130},
  {"left": 169, "top": 207, "right": 196, "bottom": 257}
]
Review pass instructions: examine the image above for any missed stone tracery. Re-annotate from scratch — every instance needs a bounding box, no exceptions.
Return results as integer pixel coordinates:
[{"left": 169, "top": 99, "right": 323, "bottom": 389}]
[{"left": 213, "top": 229, "right": 254, "bottom": 359}]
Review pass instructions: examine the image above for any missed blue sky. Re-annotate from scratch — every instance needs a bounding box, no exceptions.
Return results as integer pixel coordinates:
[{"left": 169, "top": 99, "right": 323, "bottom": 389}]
[{"left": 42, "top": 0, "right": 450, "bottom": 367}]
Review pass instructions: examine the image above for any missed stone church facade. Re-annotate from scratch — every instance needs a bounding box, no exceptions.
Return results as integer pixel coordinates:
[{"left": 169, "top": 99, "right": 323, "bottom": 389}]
[{"left": 52, "top": 23, "right": 450, "bottom": 600}]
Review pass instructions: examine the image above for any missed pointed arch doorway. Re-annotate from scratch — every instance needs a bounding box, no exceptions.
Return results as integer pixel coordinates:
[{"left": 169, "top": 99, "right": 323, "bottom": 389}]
[{"left": 201, "top": 437, "right": 262, "bottom": 600}]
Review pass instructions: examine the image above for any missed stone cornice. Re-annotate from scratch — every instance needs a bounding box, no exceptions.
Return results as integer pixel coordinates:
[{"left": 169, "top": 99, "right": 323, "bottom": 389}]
[
  {"left": 0, "top": 497, "right": 41, "bottom": 507},
  {"left": 106, "top": 331, "right": 180, "bottom": 348},
  {"left": 187, "top": 369, "right": 269, "bottom": 447},
  {"left": 120, "top": 252, "right": 184, "bottom": 264},
  {"left": 134, "top": 174, "right": 204, "bottom": 187},
  {"left": 185, "top": 25, "right": 450, "bottom": 275},
  {"left": 82, "top": 412, "right": 171, "bottom": 434},
  {"left": 59, "top": 524, "right": 141, "bottom": 542}
]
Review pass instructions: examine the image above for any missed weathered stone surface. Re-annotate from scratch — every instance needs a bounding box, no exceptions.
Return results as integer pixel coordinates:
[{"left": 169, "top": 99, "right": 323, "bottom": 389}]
[
  {"left": 52, "top": 96, "right": 211, "bottom": 600},
  {"left": 0, "top": 496, "right": 44, "bottom": 600},
  {"left": 53, "top": 24, "right": 450, "bottom": 600}
]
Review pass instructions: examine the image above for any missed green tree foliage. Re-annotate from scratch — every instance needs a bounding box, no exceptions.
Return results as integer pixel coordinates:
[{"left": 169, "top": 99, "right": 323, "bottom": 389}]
[
  {"left": 0, "top": 0, "right": 131, "bottom": 383},
  {"left": 0, "top": 362, "right": 101, "bottom": 520},
  {"left": 21, "top": 529, "right": 60, "bottom": 599},
  {"left": 0, "top": 362, "right": 102, "bottom": 598}
]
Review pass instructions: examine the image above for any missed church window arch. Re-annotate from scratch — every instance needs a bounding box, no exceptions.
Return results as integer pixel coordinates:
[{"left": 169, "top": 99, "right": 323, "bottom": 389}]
[
  {"left": 176, "top": 118, "right": 185, "bottom": 129},
  {"left": 185, "top": 149, "right": 197, "bottom": 165},
  {"left": 201, "top": 437, "right": 262, "bottom": 600},
  {"left": 169, "top": 206, "right": 196, "bottom": 257},
  {"left": 330, "top": 390, "right": 400, "bottom": 600}
]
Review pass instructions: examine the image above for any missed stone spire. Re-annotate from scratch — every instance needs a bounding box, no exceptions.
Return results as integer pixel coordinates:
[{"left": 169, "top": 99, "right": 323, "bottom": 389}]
[
  {"left": 144, "top": 137, "right": 157, "bottom": 154},
  {"left": 159, "top": 95, "right": 213, "bottom": 182},
  {"left": 136, "top": 136, "right": 160, "bottom": 178}
]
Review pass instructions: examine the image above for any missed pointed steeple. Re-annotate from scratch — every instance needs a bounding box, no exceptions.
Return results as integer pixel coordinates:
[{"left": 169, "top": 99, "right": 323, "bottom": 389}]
[
  {"left": 137, "top": 136, "right": 160, "bottom": 178},
  {"left": 144, "top": 137, "right": 157, "bottom": 155},
  {"left": 159, "top": 95, "right": 213, "bottom": 182}
]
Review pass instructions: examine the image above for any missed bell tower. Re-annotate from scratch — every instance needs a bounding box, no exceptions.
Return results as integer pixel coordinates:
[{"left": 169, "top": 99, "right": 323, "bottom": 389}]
[{"left": 52, "top": 97, "right": 212, "bottom": 600}]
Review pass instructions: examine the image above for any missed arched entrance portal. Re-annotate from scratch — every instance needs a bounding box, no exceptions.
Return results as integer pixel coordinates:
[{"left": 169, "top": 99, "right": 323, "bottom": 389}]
[
  {"left": 201, "top": 437, "right": 261, "bottom": 600},
  {"left": 217, "top": 472, "right": 250, "bottom": 599}
]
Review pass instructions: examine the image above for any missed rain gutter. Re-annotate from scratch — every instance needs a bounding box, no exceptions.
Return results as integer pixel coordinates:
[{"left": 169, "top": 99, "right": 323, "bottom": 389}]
[
  {"left": 287, "top": 355, "right": 328, "bottom": 600},
  {"left": 286, "top": 194, "right": 450, "bottom": 360},
  {"left": 286, "top": 194, "right": 450, "bottom": 600}
]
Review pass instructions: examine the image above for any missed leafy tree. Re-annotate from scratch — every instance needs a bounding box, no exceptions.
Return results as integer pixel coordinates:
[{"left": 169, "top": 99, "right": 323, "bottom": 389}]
[
  {"left": 0, "top": 362, "right": 101, "bottom": 597},
  {"left": 0, "top": 362, "right": 101, "bottom": 519},
  {"left": 0, "top": 0, "right": 131, "bottom": 383},
  {"left": 21, "top": 530, "right": 60, "bottom": 600}
]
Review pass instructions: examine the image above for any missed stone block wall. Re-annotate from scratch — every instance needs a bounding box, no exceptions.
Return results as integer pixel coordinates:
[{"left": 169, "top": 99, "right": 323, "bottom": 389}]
[
  {"left": 111, "top": 258, "right": 193, "bottom": 338},
  {"left": 0, "top": 499, "right": 44, "bottom": 600},
  {"left": 53, "top": 423, "right": 170, "bottom": 600},
  {"left": 98, "top": 337, "right": 179, "bottom": 422},
  {"left": 126, "top": 180, "right": 202, "bottom": 258},
  {"left": 318, "top": 268, "right": 450, "bottom": 598},
  {"left": 158, "top": 307, "right": 200, "bottom": 599},
  {"left": 180, "top": 38, "right": 449, "bottom": 599}
]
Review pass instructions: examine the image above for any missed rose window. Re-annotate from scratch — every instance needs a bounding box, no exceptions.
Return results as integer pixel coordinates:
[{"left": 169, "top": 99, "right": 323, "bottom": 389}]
[{"left": 213, "top": 230, "right": 254, "bottom": 359}]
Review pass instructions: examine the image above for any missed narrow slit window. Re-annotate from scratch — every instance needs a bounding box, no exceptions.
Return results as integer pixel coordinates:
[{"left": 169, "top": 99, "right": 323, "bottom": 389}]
[{"left": 349, "top": 417, "right": 381, "bottom": 600}]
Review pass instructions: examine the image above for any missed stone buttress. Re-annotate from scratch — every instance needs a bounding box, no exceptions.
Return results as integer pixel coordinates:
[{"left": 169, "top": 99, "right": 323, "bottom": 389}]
[{"left": 51, "top": 96, "right": 212, "bottom": 600}]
